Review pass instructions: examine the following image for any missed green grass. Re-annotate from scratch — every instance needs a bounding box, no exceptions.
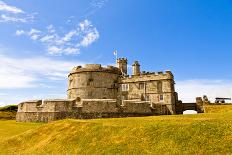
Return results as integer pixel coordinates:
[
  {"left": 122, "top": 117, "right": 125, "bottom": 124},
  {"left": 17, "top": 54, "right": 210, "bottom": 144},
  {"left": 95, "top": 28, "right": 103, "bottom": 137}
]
[{"left": 0, "top": 105, "right": 232, "bottom": 155}]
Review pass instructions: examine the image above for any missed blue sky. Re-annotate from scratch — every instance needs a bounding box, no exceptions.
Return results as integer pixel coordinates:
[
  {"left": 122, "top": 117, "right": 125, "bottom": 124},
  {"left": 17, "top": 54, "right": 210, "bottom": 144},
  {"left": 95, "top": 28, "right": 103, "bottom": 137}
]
[{"left": 0, "top": 0, "right": 232, "bottom": 105}]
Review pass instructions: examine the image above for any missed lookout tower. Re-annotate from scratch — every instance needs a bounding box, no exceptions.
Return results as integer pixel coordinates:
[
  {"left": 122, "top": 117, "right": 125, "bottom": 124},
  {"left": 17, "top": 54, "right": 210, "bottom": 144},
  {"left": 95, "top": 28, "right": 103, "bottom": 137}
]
[{"left": 117, "top": 58, "right": 127, "bottom": 75}]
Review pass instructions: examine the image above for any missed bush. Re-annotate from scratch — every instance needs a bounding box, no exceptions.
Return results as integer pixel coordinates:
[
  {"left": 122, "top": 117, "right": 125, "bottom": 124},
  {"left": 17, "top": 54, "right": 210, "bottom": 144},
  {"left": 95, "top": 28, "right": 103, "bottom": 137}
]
[{"left": 0, "top": 105, "right": 18, "bottom": 112}]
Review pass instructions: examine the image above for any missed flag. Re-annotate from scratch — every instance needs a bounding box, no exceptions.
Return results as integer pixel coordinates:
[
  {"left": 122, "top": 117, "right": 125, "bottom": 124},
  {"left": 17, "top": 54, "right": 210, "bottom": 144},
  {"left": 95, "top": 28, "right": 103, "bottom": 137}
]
[{"left": 113, "top": 50, "right": 117, "bottom": 56}]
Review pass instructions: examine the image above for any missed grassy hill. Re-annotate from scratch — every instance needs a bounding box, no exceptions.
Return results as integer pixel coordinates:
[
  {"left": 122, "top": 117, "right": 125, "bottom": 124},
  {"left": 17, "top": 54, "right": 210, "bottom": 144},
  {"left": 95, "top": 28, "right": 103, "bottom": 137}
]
[
  {"left": 0, "top": 105, "right": 232, "bottom": 155},
  {"left": 0, "top": 105, "right": 17, "bottom": 120}
]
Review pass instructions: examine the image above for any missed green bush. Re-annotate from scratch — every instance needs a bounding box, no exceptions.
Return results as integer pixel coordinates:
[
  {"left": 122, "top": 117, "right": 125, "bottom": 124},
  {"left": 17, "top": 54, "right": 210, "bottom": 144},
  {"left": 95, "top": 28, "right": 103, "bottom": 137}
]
[{"left": 0, "top": 105, "right": 18, "bottom": 112}]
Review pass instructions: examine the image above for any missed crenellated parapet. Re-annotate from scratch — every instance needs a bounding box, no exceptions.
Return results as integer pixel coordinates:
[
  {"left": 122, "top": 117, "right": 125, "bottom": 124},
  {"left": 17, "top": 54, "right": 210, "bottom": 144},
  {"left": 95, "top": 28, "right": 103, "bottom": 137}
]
[
  {"left": 121, "top": 70, "right": 174, "bottom": 83},
  {"left": 117, "top": 58, "right": 128, "bottom": 75},
  {"left": 69, "top": 64, "right": 121, "bottom": 76}
]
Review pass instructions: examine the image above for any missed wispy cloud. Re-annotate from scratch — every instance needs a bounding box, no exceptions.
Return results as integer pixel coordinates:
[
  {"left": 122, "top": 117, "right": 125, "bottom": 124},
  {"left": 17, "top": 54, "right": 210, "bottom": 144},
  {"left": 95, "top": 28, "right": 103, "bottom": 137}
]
[
  {"left": 0, "top": 93, "right": 67, "bottom": 106},
  {"left": 83, "top": 0, "right": 109, "bottom": 17},
  {"left": 15, "top": 19, "right": 99, "bottom": 55},
  {"left": 0, "top": 53, "right": 86, "bottom": 89},
  {"left": 176, "top": 79, "right": 232, "bottom": 102},
  {"left": 0, "top": 1, "right": 35, "bottom": 23},
  {"left": 0, "top": 1, "right": 24, "bottom": 14}
]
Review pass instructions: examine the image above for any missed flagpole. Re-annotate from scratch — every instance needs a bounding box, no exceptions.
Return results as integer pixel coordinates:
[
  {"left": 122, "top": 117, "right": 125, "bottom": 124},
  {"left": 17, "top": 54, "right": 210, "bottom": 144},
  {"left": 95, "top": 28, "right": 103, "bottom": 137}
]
[{"left": 114, "top": 50, "right": 118, "bottom": 66}]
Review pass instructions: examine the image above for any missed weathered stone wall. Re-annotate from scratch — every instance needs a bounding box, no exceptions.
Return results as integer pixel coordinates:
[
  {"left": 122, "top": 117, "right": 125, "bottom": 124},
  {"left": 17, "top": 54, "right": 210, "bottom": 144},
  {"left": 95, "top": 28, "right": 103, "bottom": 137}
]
[
  {"left": 122, "top": 100, "right": 152, "bottom": 113},
  {"left": 81, "top": 99, "right": 118, "bottom": 113},
  {"left": 67, "top": 64, "right": 120, "bottom": 100},
  {"left": 117, "top": 58, "right": 127, "bottom": 75},
  {"left": 43, "top": 99, "right": 75, "bottom": 112},
  {"left": 17, "top": 100, "right": 42, "bottom": 112},
  {"left": 16, "top": 59, "right": 181, "bottom": 122},
  {"left": 16, "top": 98, "right": 159, "bottom": 122},
  {"left": 151, "top": 103, "right": 172, "bottom": 115},
  {"left": 119, "top": 71, "right": 177, "bottom": 114}
]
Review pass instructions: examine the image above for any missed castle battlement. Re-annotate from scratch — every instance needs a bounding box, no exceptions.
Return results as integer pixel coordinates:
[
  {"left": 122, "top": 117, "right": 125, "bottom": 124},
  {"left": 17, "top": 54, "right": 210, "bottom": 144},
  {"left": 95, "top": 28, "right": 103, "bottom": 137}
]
[
  {"left": 17, "top": 57, "right": 179, "bottom": 122},
  {"left": 122, "top": 70, "right": 174, "bottom": 82},
  {"left": 117, "top": 58, "right": 128, "bottom": 62},
  {"left": 69, "top": 64, "right": 121, "bottom": 76}
]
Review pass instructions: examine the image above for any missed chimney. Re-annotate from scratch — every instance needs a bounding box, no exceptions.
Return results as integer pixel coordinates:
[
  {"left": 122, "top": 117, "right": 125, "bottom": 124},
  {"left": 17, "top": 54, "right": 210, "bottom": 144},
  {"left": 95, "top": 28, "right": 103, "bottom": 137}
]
[{"left": 132, "top": 61, "right": 140, "bottom": 76}]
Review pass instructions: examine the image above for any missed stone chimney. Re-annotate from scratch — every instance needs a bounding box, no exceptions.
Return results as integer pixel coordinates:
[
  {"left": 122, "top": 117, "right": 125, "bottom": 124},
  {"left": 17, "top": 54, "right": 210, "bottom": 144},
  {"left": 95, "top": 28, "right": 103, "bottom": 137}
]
[
  {"left": 117, "top": 58, "right": 127, "bottom": 75},
  {"left": 132, "top": 61, "right": 140, "bottom": 75}
]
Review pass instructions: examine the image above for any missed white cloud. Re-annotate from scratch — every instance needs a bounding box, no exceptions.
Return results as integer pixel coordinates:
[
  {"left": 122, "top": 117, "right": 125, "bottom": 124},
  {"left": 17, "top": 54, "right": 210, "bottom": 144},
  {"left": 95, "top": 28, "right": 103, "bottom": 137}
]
[
  {"left": 47, "top": 46, "right": 62, "bottom": 55},
  {"left": 0, "top": 1, "right": 35, "bottom": 23},
  {"left": 28, "top": 28, "right": 41, "bottom": 35},
  {"left": 47, "top": 24, "right": 55, "bottom": 33},
  {"left": 15, "top": 28, "right": 41, "bottom": 40},
  {"left": 176, "top": 79, "right": 232, "bottom": 103},
  {"left": 30, "top": 34, "right": 40, "bottom": 40},
  {"left": 15, "top": 30, "right": 25, "bottom": 36},
  {"left": 63, "top": 30, "right": 77, "bottom": 42},
  {"left": 40, "top": 35, "right": 55, "bottom": 42},
  {"left": 0, "top": 14, "right": 26, "bottom": 22},
  {"left": 0, "top": 93, "right": 67, "bottom": 106},
  {"left": 79, "top": 29, "right": 99, "bottom": 47},
  {"left": 0, "top": 1, "right": 24, "bottom": 14},
  {"left": 15, "top": 19, "right": 100, "bottom": 55},
  {"left": 79, "top": 19, "right": 91, "bottom": 31},
  {"left": 64, "top": 47, "right": 80, "bottom": 55},
  {"left": 0, "top": 53, "right": 85, "bottom": 89}
]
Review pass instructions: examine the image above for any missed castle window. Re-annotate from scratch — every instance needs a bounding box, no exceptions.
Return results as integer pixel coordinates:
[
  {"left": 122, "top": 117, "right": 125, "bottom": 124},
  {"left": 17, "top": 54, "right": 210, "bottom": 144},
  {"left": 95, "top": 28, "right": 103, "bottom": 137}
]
[
  {"left": 139, "top": 83, "right": 145, "bottom": 90},
  {"left": 160, "top": 95, "right": 164, "bottom": 101},
  {"left": 157, "top": 81, "right": 163, "bottom": 93},
  {"left": 145, "top": 95, "right": 150, "bottom": 101},
  {"left": 87, "top": 78, "right": 94, "bottom": 86},
  {"left": 122, "top": 84, "right": 129, "bottom": 91}
]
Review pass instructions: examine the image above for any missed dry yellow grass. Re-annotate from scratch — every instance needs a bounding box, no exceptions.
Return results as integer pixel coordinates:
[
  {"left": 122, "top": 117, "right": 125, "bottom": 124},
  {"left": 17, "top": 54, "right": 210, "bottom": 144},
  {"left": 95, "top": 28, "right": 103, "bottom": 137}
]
[{"left": 0, "top": 105, "right": 232, "bottom": 155}]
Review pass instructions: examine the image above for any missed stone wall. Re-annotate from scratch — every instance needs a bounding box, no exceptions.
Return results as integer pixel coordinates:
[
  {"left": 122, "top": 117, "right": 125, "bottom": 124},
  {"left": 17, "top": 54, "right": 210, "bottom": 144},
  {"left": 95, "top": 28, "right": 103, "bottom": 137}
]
[
  {"left": 67, "top": 64, "right": 120, "bottom": 100},
  {"left": 81, "top": 99, "right": 118, "bottom": 113},
  {"left": 119, "top": 71, "right": 177, "bottom": 114},
  {"left": 17, "top": 98, "right": 159, "bottom": 122},
  {"left": 122, "top": 100, "right": 152, "bottom": 113},
  {"left": 16, "top": 59, "right": 181, "bottom": 122}
]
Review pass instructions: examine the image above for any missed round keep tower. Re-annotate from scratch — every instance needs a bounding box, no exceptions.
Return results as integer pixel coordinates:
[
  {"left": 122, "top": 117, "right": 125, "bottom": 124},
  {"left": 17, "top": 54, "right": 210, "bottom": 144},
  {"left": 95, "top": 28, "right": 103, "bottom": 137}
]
[{"left": 67, "top": 64, "right": 121, "bottom": 100}]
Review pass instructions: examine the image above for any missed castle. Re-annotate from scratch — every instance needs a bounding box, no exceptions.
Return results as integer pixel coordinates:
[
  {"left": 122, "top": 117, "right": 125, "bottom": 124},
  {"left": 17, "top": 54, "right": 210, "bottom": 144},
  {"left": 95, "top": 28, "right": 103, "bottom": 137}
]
[{"left": 16, "top": 58, "right": 181, "bottom": 122}]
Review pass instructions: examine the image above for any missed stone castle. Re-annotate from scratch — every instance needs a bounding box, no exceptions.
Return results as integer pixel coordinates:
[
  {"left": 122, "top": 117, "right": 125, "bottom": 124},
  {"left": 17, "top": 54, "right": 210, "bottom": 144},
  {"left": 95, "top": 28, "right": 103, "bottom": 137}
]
[{"left": 17, "top": 58, "right": 182, "bottom": 122}]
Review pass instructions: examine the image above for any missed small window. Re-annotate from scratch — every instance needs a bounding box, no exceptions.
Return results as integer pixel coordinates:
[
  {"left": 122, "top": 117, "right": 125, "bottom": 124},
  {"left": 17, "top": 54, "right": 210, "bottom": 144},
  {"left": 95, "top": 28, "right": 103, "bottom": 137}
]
[
  {"left": 139, "top": 83, "right": 145, "bottom": 90},
  {"left": 157, "top": 81, "right": 162, "bottom": 93},
  {"left": 160, "top": 95, "right": 164, "bottom": 101},
  {"left": 145, "top": 95, "right": 150, "bottom": 101},
  {"left": 122, "top": 84, "right": 129, "bottom": 91}
]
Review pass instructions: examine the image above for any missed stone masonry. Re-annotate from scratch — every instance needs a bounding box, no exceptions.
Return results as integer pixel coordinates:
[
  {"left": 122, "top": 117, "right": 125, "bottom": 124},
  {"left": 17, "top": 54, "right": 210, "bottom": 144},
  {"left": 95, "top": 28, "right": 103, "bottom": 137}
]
[{"left": 17, "top": 58, "right": 180, "bottom": 122}]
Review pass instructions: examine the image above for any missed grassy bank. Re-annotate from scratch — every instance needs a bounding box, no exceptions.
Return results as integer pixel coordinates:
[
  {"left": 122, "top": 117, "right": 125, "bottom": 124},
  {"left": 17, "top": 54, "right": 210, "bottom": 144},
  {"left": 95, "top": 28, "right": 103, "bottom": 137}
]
[
  {"left": 204, "top": 104, "right": 232, "bottom": 113},
  {"left": 0, "top": 107, "right": 232, "bottom": 155},
  {"left": 0, "top": 105, "right": 18, "bottom": 120}
]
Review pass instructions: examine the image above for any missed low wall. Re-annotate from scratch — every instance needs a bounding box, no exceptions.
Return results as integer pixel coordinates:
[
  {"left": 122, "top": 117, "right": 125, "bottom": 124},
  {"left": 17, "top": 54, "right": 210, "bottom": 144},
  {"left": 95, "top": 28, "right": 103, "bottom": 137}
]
[
  {"left": 151, "top": 103, "right": 172, "bottom": 115},
  {"left": 122, "top": 100, "right": 152, "bottom": 113},
  {"left": 16, "top": 99, "right": 165, "bottom": 122},
  {"left": 81, "top": 99, "right": 118, "bottom": 113}
]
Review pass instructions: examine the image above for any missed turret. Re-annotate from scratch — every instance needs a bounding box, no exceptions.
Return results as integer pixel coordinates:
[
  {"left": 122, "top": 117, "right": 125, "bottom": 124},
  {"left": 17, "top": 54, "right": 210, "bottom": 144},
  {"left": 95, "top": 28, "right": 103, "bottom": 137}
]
[
  {"left": 117, "top": 58, "right": 127, "bottom": 75},
  {"left": 132, "top": 61, "right": 140, "bottom": 75}
]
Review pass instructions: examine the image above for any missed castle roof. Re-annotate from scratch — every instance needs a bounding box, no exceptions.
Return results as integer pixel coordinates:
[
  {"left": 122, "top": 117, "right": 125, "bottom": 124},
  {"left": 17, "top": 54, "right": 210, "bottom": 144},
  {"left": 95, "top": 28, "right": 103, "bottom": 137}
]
[{"left": 69, "top": 64, "right": 121, "bottom": 76}]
